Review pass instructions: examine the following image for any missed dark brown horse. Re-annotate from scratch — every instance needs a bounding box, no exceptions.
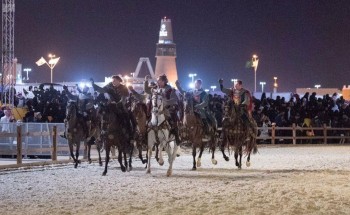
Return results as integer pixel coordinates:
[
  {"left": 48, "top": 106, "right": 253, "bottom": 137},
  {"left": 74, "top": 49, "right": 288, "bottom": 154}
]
[
  {"left": 182, "top": 92, "right": 218, "bottom": 170},
  {"left": 221, "top": 101, "right": 258, "bottom": 169},
  {"left": 65, "top": 101, "right": 87, "bottom": 168},
  {"left": 99, "top": 101, "right": 133, "bottom": 176},
  {"left": 130, "top": 99, "right": 148, "bottom": 164},
  {"left": 86, "top": 105, "right": 103, "bottom": 166}
]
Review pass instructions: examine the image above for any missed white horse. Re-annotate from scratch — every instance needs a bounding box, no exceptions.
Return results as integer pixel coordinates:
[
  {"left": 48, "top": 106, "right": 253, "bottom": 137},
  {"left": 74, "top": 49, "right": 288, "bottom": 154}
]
[{"left": 146, "top": 90, "right": 179, "bottom": 177}]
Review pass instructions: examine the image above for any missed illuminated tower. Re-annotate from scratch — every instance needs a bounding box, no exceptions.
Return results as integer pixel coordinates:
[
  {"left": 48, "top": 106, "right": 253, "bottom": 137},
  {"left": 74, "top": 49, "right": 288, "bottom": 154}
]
[{"left": 154, "top": 17, "right": 178, "bottom": 85}]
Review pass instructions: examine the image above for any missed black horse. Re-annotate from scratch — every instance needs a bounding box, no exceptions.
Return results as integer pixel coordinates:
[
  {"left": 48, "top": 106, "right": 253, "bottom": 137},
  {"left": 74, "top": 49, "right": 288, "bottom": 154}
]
[
  {"left": 221, "top": 101, "right": 258, "bottom": 169},
  {"left": 99, "top": 101, "right": 133, "bottom": 176}
]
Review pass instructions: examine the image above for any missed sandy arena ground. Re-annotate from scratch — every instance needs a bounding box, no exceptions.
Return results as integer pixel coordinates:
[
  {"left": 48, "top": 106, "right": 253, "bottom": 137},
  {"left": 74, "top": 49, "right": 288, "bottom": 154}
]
[{"left": 1, "top": 145, "right": 350, "bottom": 215}]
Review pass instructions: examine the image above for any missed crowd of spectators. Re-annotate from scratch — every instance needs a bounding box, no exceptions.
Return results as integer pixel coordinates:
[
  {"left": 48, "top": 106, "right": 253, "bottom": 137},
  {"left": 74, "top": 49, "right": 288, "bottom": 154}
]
[
  {"left": 207, "top": 91, "right": 350, "bottom": 143},
  {"left": 1, "top": 83, "right": 349, "bottom": 143},
  {"left": 0, "top": 84, "right": 73, "bottom": 123}
]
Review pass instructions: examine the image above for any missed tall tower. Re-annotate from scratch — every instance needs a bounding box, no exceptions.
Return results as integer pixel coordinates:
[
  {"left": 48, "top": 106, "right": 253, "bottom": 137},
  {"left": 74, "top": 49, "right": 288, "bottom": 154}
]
[
  {"left": 154, "top": 17, "right": 178, "bottom": 85},
  {"left": 1, "top": 0, "right": 16, "bottom": 105}
]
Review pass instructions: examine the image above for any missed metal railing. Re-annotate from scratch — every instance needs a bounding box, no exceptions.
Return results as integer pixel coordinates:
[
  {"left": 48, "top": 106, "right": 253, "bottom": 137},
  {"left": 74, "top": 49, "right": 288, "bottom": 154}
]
[
  {"left": 1, "top": 122, "right": 349, "bottom": 167},
  {"left": 0, "top": 123, "right": 70, "bottom": 161},
  {"left": 255, "top": 123, "right": 350, "bottom": 144}
]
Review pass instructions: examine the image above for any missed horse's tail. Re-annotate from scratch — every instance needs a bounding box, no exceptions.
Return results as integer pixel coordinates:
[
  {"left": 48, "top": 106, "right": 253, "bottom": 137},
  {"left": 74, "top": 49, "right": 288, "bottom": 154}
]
[{"left": 244, "top": 139, "right": 258, "bottom": 155}]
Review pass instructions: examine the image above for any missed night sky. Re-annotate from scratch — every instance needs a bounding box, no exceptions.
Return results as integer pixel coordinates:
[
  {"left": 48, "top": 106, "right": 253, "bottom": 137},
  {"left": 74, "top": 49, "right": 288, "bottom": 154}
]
[{"left": 13, "top": 0, "right": 350, "bottom": 92}]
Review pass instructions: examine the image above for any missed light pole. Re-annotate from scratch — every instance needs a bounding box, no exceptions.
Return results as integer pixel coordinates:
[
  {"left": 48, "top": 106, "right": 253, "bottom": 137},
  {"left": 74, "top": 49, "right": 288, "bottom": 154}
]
[
  {"left": 315, "top": 84, "right": 321, "bottom": 89},
  {"left": 36, "top": 53, "right": 60, "bottom": 83},
  {"left": 124, "top": 75, "right": 130, "bottom": 86},
  {"left": 210, "top": 85, "right": 217, "bottom": 91},
  {"left": 231, "top": 78, "right": 238, "bottom": 86},
  {"left": 260, "top": 81, "right": 266, "bottom": 92},
  {"left": 188, "top": 73, "right": 197, "bottom": 88},
  {"left": 23, "top": 68, "right": 32, "bottom": 81},
  {"left": 252, "top": 54, "right": 259, "bottom": 93},
  {"left": 273, "top": 77, "right": 278, "bottom": 93}
]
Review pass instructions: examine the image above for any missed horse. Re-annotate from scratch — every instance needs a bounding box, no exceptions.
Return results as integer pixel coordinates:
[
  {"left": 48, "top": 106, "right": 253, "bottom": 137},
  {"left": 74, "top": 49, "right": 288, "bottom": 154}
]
[
  {"left": 130, "top": 99, "right": 148, "bottom": 164},
  {"left": 99, "top": 101, "right": 133, "bottom": 176},
  {"left": 146, "top": 90, "right": 178, "bottom": 177},
  {"left": 221, "top": 101, "right": 258, "bottom": 169},
  {"left": 85, "top": 104, "right": 103, "bottom": 166},
  {"left": 65, "top": 101, "right": 88, "bottom": 168},
  {"left": 182, "top": 92, "right": 218, "bottom": 170}
]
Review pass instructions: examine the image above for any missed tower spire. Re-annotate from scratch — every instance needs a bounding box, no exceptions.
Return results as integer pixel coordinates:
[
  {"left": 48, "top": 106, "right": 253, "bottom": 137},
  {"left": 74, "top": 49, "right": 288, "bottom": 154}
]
[{"left": 154, "top": 17, "right": 178, "bottom": 86}]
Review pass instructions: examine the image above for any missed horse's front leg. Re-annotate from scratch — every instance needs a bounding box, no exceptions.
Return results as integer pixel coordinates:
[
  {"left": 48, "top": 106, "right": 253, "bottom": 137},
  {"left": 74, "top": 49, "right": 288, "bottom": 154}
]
[
  {"left": 246, "top": 152, "right": 251, "bottom": 167},
  {"left": 146, "top": 143, "right": 153, "bottom": 174},
  {"left": 158, "top": 143, "right": 164, "bottom": 166},
  {"left": 192, "top": 144, "right": 197, "bottom": 170},
  {"left": 234, "top": 146, "right": 242, "bottom": 169},
  {"left": 221, "top": 136, "right": 229, "bottom": 161},
  {"left": 197, "top": 142, "right": 205, "bottom": 168},
  {"left": 118, "top": 147, "right": 126, "bottom": 172},
  {"left": 74, "top": 142, "right": 80, "bottom": 168},
  {"left": 87, "top": 139, "right": 92, "bottom": 164},
  {"left": 102, "top": 142, "right": 110, "bottom": 176},
  {"left": 210, "top": 134, "right": 217, "bottom": 165},
  {"left": 68, "top": 141, "right": 77, "bottom": 166},
  {"left": 128, "top": 143, "right": 133, "bottom": 171},
  {"left": 167, "top": 141, "right": 178, "bottom": 177},
  {"left": 96, "top": 140, "right": 103, "bottom": 166},
  {"left": 234, "top": 149, "right": 240, "bottom": 169}
]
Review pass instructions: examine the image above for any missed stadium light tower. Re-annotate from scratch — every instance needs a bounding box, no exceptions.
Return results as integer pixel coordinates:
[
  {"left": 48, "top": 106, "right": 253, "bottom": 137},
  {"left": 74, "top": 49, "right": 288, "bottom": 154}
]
[
  {"left": 260, "top": 81, "right": 266, "bottom": 92},
  {"left": 23, "top": 68, "right": 32, "bottom": 81},
  {"left": 315, "top": 84, "right": 321, "bottom": 89},
  {"left": 252, "top": 54, "right": 259, "bottom": 93},
  {"left": 210, "top": 85, "right": 217, "bottom": 91},
  {"left": 231, "top": 78, "right": 238, "bottom": 85},
  {"left": 273, "top": 77, "right": 278, "bottom": 93}
]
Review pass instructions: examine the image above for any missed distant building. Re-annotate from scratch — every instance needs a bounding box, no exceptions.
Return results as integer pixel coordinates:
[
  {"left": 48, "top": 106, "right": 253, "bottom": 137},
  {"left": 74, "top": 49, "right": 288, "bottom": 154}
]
[
  {"left": 296, "top": 88, "right": 341, "bottom": 97},
  {"left": 154, "top": 17, "right": 178, "bottom": 86},
  {"left": 342, "top": 85, "right": 350, "bottom": 100}
]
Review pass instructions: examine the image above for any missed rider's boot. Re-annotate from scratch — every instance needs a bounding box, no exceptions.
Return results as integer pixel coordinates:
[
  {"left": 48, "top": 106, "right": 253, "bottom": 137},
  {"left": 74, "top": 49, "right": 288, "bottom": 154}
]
[{"left": 60, "top": 131, "right": 67, "bottom": 139}]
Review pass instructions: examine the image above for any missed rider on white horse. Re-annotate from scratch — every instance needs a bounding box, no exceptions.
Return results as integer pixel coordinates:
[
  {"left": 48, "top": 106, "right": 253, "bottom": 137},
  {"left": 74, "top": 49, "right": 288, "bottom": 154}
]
[{"left": 144, "top": 74, "right": 181, "bottom": 145}]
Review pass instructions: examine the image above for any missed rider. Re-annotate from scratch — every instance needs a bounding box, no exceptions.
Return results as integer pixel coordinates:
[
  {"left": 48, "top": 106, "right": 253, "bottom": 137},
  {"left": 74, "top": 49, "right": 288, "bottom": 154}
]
[
  {"left": 144, "top": 74, "right": 181, "bottom": 145},
  {"left": 61, "top": 84, "right": 94, "bottom": 139},
  {"left": 219, "top": 79, "right": 255, "bottom": 141},
  {"left": 90, "top": 75, "right": 136, "bottom": 140},
  {"left": 175, "top": 79, "right": 213, "bottom": 136}
]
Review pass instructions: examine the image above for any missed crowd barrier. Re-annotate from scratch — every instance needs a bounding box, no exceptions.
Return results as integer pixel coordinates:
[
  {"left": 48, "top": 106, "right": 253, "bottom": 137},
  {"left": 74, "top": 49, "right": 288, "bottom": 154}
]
[{"left": 0, "top": 122, "right": 349, "bottom": 167}]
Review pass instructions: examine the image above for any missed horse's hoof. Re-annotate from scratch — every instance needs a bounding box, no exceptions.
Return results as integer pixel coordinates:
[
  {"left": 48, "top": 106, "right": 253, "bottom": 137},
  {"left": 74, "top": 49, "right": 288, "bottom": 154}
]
[
  {"left": 211, "top": 159, "right": 218, "bottom": 165},
  {"left": 128, "top": 166, "right": 133, "bottom": 172},
  {"left": 99, "top": 162, "right": 103, "bottom": 166},
  {"left": 197, "top": 160, "right": 202, "bottom": 167},
  {"left": 246, "top": 161, "right": 251, "bottom": 167},
  {"left": 146, "top": 169, "right": 151, "bottom": 174},
  {"left": 224, "top": 157, "right": 229, "bottom": 162},
  {"left": 166, "top": 170, "right": 172, "bottom": 177},
  {"left": 102, "top": 172, "right": 107, "bottom": 176},
  {"left": 142, "top": 159, "right": 148, "bottom": 164},
  {"left": 74, "top": 163, "right": 78, "bottom": 168},
  {"left": 176, "top": 154, "right": 180, "bottom": 157},
  {"left": 88, "top": 160, "right": 92, "bottom": 164},
  {"left": 158, "top": 160, "right": 164, "bottom": 166},
  {"left": 78, "top": 160, "right": 81, "bottom": 164},
  {"left": 121, "top": 166, "right": 126, "bottom": 172},
  {"left": 192, "top": 167, "right": 197, "bottom": 171}
]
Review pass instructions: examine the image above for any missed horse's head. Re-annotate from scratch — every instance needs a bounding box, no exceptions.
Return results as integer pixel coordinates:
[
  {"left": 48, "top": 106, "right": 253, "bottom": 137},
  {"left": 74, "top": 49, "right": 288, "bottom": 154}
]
[
  {"left": 223, "top": 100, "right": 240, "bottom": 120},
  {"left": 131, "top": 100, "right": 147, "bottom": 119},
  {"left": 151, "top": 91, "right": 164, "bottom": 114},
  {"left": 183, "top": 92, "right": 194, "bottom": 115},
  {"left": 66, "top": 101, "right": 78, "bottom": 121}
]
